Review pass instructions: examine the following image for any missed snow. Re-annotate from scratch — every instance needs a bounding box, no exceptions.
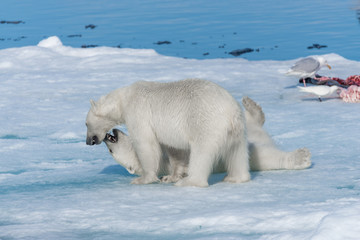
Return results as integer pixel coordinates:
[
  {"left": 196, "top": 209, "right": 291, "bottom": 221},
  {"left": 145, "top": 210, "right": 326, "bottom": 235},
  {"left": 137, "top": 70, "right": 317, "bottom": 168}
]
[
  {"left": 1, "top": 36, "right": 360, "bottom": 239},
  {"left": 37, "top": 36, "right": 63, "bottom": 48}
]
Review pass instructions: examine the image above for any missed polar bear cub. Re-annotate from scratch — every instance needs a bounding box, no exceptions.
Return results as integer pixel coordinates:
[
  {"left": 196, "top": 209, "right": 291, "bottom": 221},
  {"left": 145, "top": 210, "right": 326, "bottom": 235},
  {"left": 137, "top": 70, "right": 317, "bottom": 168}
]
[
  {"left": 86, "top": 79, "right": 249, "bottom": 187},
  {"left": 105, "top": 129, "right": 189, "bottom": 183},
  {"left": 104, "top": 97, "right": 311, "bottom": 183}
]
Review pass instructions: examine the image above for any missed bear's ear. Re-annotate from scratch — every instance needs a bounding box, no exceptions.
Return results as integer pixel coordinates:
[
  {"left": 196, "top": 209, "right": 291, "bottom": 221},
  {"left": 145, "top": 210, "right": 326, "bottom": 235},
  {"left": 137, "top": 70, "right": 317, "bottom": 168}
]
[
  {"left": 90, "top": 99, "right": 101, "bottom": 115},
  {"left": 90, "top": 99, "right": 97, "bottom": 110}
]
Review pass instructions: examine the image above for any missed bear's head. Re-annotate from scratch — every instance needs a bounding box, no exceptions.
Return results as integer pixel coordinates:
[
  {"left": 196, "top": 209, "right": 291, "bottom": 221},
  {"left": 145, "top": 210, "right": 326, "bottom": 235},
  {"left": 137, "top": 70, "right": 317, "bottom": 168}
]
[
  {"left": 104, "top": 128, "right": 143, "bottom": 176},
  {"left": 86, "top": 99, "right": 114, "bottom": 145}
]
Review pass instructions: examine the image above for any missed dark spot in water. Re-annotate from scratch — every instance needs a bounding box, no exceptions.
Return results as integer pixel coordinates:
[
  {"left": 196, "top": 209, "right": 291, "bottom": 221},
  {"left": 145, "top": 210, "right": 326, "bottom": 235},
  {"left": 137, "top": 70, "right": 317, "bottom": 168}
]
[
  {"left": 154, "top": 40, "right": 172, "bottom": 45},
  {"left": 13, "top": 36, "right": 27, "bottom": 42},
  {"left": 85, "top": 24, "right": 97, "bottom": 29},
  {"left": 0, "top": 20, "right": 25, "bottom": 24},
  {"left": 0, "top": 37, "right": 27, "bottom": 42},
  {"left": 203, "top": 52, "right": 209, "bottom": 56},
  {"left": 229, "top": 48, "right": 254, "bottom": 56},
  {"left": 307, "top": 43, "right": 327, "bottom": 49},
  {"left": 81, "top": 44, "right": 98, "bottom": 48},
  {"left": 67, "top": 34, "right": 82, "bottom": 38}
]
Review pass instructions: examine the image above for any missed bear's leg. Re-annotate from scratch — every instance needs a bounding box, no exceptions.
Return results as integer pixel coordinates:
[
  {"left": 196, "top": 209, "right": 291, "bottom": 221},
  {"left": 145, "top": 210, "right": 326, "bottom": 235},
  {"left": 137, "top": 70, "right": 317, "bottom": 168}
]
[
  {"left": 131, "top": 139, "right": 161, "bottom": 185},
  {"left": 283, "top": 148, "right": 312, "bottom": 170},
  {"left": 174, "top": 145, "right": 215, "bottom": 187},
  {"left": 161, "top": 161, "right": 188, "bottom": 183},
  {"left": 249, "top": 144, "right": 287, "bottom": 171},
  {"left": 223, "top": 139, "right": 250, "bottom": 183},
  {"left": 249, "top": 144, "right": 311, "bottom": 171},
  {"left": 242, "top": 96, "right": 265, "bottom": 126},
  {"left": 161, "top": 148, "right": 189, "bottom": 183}
]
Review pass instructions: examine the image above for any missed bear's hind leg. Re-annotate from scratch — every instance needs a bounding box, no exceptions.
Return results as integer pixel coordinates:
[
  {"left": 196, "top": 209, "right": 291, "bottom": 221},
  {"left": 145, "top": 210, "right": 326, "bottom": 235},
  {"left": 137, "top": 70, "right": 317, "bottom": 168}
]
[
  {"left": 161, "top": 148, "right": 189, "bottom": 183},
  {"left": 174, "top": 145, "right": 215, "bottom": 187},
  {"left": 223, "top": 139, "right": 250, "bottom": 183},
  {"left": 242, "top": 96, "right": 265, "bottom": 126},
  {"left": 284, "top": 148, "right": 312, "bottom": 170},
  {"left": 249, "top": 145, "right": 311, "bottom": 171},
  {"left": 161, "top": 164, "right": 187, "bottom": 183}
]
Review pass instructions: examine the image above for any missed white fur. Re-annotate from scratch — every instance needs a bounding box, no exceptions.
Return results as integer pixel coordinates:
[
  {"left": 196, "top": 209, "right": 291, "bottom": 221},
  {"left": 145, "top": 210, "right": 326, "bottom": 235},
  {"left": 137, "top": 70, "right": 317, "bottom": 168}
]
[
  {"left": 86, "top": 79, "right": 249, "bottom": 187},
  {"left": 105, "top": 134, "right": 189, "bottom": 183},
  {"left": 104, "top": 97, "right": 312, "bottom": 184},
  {"left": 242, "top": 97, "right": 311, "bottom": 171}
]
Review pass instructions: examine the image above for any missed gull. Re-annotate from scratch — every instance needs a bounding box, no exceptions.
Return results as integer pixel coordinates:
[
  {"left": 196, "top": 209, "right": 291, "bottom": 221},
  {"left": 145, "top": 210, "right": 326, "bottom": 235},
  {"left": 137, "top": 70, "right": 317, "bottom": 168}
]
[
  {"left": 297, "top": 85, "right": 339, "bottom": 102},
  {"left": 286, "top": 56, "right": 331, "bottom": 86}
]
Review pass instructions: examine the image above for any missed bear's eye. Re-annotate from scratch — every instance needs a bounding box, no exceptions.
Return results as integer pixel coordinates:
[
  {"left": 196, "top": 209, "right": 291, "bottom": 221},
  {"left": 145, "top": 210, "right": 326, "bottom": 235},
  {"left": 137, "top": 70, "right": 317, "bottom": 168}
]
[{"left": 109, "top": 149, "right": 113, "bottom": 153}]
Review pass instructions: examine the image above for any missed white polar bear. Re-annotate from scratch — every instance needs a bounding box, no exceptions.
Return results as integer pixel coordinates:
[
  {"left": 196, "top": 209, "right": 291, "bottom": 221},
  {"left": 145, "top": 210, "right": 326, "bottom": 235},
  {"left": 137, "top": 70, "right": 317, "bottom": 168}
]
[
  {"left": 105, "top": 130, "right": 189, "bottom": 183},
  {"left": 104, "top": 97, "right": 311, "bottom": 183},
  {"left": 86, "top": 79, "right": 249, "bottom": 187}
]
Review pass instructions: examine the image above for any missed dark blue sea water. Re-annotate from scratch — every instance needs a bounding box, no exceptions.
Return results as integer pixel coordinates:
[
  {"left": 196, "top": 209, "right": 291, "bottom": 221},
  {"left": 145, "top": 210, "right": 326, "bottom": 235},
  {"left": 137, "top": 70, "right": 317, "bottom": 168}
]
[{"left": 1, "top": 0, "right": 360, "bottom": 60}]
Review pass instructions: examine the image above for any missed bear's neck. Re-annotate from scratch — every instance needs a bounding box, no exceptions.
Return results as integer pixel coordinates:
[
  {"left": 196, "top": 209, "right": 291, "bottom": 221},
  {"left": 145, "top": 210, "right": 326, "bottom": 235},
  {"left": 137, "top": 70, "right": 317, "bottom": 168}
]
[{"left": 101, "top": 88, "right": 128, "bottom": 125}]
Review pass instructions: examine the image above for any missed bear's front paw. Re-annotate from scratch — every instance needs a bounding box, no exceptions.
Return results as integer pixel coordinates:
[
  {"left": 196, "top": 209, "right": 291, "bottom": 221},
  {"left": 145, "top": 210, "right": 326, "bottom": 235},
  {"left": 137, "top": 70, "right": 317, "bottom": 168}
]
[
  {"left": 131, "top": 175, "right": 160, "bottom": 185},
  {"left": 161, "top": 175, "right": 180, "bottom": 183},
  {"left": 174, "top": 177, "right": 209, "bottom": 187}
]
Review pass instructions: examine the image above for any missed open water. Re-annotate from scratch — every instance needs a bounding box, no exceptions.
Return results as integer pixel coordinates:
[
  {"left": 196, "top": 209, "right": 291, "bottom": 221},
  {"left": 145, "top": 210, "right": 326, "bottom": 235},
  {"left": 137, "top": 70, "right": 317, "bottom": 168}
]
[{"left": 1, "top": 0, "right": 360, "bottom": 60}]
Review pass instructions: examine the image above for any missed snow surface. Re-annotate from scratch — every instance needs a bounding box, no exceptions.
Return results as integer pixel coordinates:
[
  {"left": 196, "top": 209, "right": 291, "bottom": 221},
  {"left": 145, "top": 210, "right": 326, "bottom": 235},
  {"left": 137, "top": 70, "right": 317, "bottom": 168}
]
[{"left": 0, "top": 36, "right": 359, "bottom": 239}]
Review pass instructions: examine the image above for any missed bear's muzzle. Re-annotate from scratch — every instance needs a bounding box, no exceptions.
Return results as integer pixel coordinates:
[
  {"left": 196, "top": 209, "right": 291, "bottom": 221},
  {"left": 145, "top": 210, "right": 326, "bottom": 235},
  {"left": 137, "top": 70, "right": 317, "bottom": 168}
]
[{"left": 86, "top": 135, "right": 100, "bottom": 145}]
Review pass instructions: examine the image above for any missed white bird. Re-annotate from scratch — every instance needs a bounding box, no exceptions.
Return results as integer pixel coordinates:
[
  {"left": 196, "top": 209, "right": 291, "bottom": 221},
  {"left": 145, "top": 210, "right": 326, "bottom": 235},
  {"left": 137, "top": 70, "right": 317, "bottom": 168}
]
[
  {"left": 297, "top": 85, "right": 339, "bottom": 102},
  {"left": 287, "top": 56, "right": 331, "bottom": 86}
]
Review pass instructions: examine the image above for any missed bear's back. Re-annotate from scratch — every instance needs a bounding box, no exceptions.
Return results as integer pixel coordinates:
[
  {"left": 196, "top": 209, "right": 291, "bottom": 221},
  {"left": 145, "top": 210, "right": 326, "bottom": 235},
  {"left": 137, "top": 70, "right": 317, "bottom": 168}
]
[
  {"left": 132, "top": 78, "right": 237, "bottom": 108},
  {"left": 127, "top": 79, "right": 243, "bottom": 148}
]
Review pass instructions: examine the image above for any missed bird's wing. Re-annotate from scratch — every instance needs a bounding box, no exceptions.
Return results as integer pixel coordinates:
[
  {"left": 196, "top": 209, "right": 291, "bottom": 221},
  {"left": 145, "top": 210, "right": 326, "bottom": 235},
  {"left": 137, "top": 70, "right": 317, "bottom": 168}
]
[
  {"left": 297, "top": 86, "right": 329, "bottom": 96},
  {"left": 290, "top": 57, "right": 320, "bottom": 73}
]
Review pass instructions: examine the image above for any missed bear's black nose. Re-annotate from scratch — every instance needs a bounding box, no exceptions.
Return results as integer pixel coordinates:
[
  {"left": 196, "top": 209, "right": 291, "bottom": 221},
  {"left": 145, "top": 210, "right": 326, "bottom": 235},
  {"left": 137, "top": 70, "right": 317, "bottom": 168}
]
[{"left": 86, "top": 136, "right": 99, "bottom": 145}]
